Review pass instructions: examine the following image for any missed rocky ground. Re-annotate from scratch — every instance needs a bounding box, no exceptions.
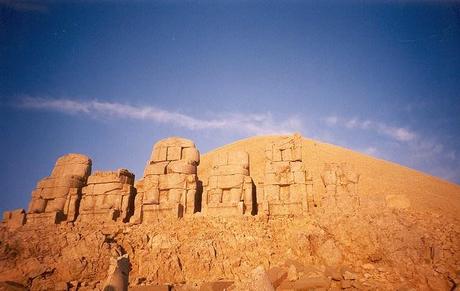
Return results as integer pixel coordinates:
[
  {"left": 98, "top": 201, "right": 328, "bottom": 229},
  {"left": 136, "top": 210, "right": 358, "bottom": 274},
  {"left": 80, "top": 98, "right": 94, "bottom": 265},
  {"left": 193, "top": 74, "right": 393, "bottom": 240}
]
[
  {"left": 2, "top": 135, "right": 460, "bottom": 290},
  {"left": 1, "top": 197, "right": 459, "bottom": 290}
]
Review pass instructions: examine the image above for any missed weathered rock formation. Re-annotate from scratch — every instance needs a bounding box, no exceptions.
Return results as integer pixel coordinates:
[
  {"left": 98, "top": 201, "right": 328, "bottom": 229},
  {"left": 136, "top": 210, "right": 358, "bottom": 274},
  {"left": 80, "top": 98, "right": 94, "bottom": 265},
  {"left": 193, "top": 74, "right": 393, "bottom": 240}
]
[
  {"left": 79, "top": 169, "right": 135, "bottom": 223},
  {"left": 131, "top": 137, "right": 200, "bottom": 223},
  {"left": 321, "top": 162, "right": 360, "bottom": 212},
  {"left": 262, "top": 134, "right": 313, "bottom": 216},
  {"left": 1, "top": 134, "right": 459, "bottom": 290},
  {"left": 203, "top": 151, "right": 254, "bottom": 216},
  {"left": 2, "top": 209, "right": 26, "bottom": 229},
  {"left": 27, "top": 153, "right": 92, "bottom": 224}
]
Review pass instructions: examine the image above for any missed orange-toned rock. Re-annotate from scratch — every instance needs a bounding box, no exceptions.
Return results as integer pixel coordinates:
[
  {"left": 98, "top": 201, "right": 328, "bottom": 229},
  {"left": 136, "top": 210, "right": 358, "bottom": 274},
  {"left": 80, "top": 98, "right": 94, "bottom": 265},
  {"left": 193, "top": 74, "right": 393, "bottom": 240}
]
[
  {"left": 262, "top": 134, "right": 313, "bottom": 216},
  {"left": 78, "top": 169, "right": 135, "bottom": 223},
  {"left": 321, "top": 162, "right": 360, "bottom": 212},
  {"left": 132, "top": 137, "right": 200, "bottom": 223},
  {"left": 2, "top": 209, "right": 26, "bottom": 229},
  {"left": 203, "top": 151, "right": 254, "bottom": 216},
  {"left": 27, "top": 153, "right": 91, "bottom": 224}
]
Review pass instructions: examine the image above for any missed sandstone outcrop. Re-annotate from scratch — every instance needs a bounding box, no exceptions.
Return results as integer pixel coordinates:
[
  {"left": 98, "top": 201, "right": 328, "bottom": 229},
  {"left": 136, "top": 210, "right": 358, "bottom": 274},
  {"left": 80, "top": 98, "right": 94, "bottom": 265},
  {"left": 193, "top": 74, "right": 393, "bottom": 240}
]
[
  {"left": 79, "top": 169, "right": 135, "bottom": 223},
  {"left": 27, "top": 153, "right": 92, "bottom": 224},
  {"left": 202, "top": 151, "right": 254, "bottom": 216},
  {"left": 131, "top": 137, "right": 200, "bottom": 223},
  {"left": 262, "top": 134, "right": 313, "bottom": 216}
]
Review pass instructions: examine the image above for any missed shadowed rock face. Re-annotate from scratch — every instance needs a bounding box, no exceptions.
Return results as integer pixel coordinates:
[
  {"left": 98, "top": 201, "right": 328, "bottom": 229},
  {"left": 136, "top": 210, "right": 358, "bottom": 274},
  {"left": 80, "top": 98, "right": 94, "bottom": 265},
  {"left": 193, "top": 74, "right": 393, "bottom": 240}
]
[
  {"left": 1, "top": 135, "right": 459, "bottom": 290},
  {"left": 27, "top": 153, "right": 92, "bottom": 224}
]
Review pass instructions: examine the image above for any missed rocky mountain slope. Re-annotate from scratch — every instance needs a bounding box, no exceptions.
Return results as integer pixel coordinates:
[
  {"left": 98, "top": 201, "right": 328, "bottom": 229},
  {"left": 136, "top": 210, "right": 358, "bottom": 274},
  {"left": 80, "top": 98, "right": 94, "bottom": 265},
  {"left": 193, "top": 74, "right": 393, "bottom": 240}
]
[{"left": 0, "top": 135, "right": 459, "bottom": 291}]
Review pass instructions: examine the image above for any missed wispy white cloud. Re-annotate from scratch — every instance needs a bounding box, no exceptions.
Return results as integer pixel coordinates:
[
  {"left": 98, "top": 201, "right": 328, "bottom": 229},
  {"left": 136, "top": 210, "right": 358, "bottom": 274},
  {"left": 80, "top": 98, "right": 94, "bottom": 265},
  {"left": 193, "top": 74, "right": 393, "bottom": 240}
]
[
  {"left": 321, "top": 114, "right": 459, "bottom": 183},
  {"left": 18, "top": 97, "right": 303, "bottom": 135},
  {"left": 323, "top": 115, "right": 416, "bottom": 142}
]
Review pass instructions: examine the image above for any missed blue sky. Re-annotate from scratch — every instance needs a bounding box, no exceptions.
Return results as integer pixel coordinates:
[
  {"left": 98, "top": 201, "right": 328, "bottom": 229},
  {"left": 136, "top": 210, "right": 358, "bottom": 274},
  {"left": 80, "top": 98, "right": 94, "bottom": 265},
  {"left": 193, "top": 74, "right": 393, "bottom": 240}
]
[{"left": 1, "top": 1, "right": 459, "bottom": 213}]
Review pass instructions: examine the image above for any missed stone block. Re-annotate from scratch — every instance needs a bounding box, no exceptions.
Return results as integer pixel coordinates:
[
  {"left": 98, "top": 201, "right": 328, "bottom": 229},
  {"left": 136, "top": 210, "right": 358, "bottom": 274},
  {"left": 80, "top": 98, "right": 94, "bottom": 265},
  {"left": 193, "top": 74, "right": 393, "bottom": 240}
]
[
  {"left": 168, "top": 188, "right": 184, "bottom": 204},
  {"left": 212, "top": 153, "right": 228, "bottom": 167},
  {"left": 79, "top": 195, "right": 95, "bottom": 211},
  {"left": 291, "top": 146, "right": 302, "bottom": 161},
  {"left": 264, "top": 184, "right": 280, "bottom": 202},
  {"left": 187, "top": 175, "right": 198, "bottom": 189},
  {"left": 93, "top": 183, "right": 122, "bottom": 195},
  {"left": 281, "top": 149, "right": 292, "bottom": 161},
  {"left": 159, "top": 173, "right": 186, "bottom": 190},
  {"left": 218, "top": 174, "right": 244, "bottom": 189},
  {"left": 3, "top": 209, "right": 26, "bottom": 228},
  {"left": 36, "top": 177, "right": 55, "bottom": 189},
  {"left": 152, "top": 146, "right": 168, "bottom": 162},
  {"left": 182, "top": 147, "right": 200, "bottom": 165},
  {"left": 280, "top": 186, "right": 291, "bottom": 201},
  {"left": 293, "top": 171, "right": 306, "bottom": 184},
  {"left": 229, "top": 187, "right": 243, "bottom": 203},
  {"left": 143, "top": 175, "right": 159, "bottom": 188},
  {"left": 160, "top": 136, "right": 195, "bottom": 148},
  {"left": 41, "top": 186, "right": 70, "bottom": 199},
  {"left": 87, "top": 174, "right": 117, "bottom": 185},
  {"left": 289, "top": 184, "right": 306, "bottom": 202},
  {"left": 208, "top": 175, "right": 218, "bottom": 189},
  {"left": 142, "top": 187, "right": 159, "bottom": 205},
  {"left": 31, "top": 188, "right": 42, "bottom": 198},
  {"left": 26, "top": 211, "right": 62, "bottom": 225},
  {"left": 322, "top": 170, "right": 337, "bottom": 186},
  {"left": 280, "top": 172, "right": 294, "bottom": 186},
  {"left": 166, "top": 160, "right": 196, "bottom": 174},
  {"left": 208, "top": 188, "right": 223, "bottom": 204},
  {"left": 50, "top": 153, "right": 91, "bottom": 178},
  {"left": 290, "top": 161, "right": 304, "bottom": 172},
  {"left": 273, "top": 149, "right": 282, "bottom": 162},
  {"left": 167, "top": 146, "right": 182, "bottom": 161},
  {"left": 28, "top": 198, "right": 46, "bottom": 213},
  {"left": 265, "top": 161, "right": 290, "bottom": 174},
  {"left": 45, "top": 197, "right": 67, "bottom": 212},
  {"left": 215, "top": 164, "right": 249, "bottom": 176}
]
